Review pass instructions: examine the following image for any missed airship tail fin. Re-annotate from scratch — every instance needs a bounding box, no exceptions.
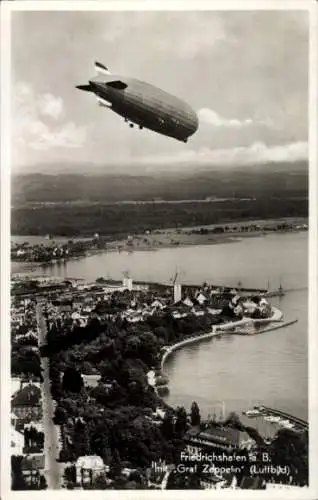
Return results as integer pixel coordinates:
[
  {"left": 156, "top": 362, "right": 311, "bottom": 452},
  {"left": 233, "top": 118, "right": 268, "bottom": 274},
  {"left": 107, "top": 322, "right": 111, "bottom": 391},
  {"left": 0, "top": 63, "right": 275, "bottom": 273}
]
[
  {"left": 95, "top": 61, "right": 111, "bottom": 75},
  {"left": 76, "top": 84, "right": 92, "bottom": 92}
]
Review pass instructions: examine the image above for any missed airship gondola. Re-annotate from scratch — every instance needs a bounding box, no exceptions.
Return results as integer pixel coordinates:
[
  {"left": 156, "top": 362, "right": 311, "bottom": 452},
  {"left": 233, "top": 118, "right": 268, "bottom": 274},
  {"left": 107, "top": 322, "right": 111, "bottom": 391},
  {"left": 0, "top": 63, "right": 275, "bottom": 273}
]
[{"left": 76, "top": 62, "right": 199, "bottom": 143}]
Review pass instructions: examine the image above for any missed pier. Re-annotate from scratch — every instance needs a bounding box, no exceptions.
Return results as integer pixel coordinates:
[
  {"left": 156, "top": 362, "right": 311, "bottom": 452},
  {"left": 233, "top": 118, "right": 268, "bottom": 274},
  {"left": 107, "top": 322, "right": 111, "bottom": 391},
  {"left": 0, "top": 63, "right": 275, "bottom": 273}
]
[{"left": 256, "top": 406, "right": 308, "bottom": 431}]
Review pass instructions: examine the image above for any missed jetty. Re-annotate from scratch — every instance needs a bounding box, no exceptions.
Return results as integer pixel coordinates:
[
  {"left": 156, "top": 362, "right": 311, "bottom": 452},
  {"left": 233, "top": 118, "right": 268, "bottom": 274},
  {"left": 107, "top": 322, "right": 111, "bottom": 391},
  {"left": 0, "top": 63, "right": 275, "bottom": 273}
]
[{"left": 255, "top": 406, "right": 308, "bottom": 431}]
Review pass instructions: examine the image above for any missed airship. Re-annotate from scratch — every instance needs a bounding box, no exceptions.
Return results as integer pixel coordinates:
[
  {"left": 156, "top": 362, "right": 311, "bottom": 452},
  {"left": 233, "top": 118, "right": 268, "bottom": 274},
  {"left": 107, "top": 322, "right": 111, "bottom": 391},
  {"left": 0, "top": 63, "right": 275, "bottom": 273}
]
[{"left": 76, "top": 62, "right": 199, "bottom": 143}]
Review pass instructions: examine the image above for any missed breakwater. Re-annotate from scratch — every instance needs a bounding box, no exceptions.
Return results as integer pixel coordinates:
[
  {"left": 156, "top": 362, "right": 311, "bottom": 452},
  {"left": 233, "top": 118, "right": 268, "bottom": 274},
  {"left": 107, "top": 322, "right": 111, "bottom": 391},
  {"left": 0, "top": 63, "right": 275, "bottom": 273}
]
[
  {"left": 234, "top": 319, "right": 298, "bottom": 336},
  {"left": 160, "top": 309, "right": 296, "bottom": 375},
  {"left": 258, "top": 406, "right": 308, "bottom": 430}
]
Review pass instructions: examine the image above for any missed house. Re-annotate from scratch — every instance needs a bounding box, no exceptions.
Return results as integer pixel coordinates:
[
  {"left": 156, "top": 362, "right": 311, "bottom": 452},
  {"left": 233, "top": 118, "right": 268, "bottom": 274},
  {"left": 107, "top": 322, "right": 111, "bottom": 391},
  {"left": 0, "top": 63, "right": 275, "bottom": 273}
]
[
  {"left": 172, "top": 310, "right": 188, "bottom": 319},
  {"left": 15, "top": 331, "right": 38, "bottom": 344},
  {"left": 75, "top": 455, "right": 105, "bottom": 486},
  {"left": 200, "top": 476, "right": 228, "bottom": 490},
  {"left": 11, "top": 377, "right": 24, "bottom": 398},
  {"left": 151, "top": 299, "right": 165, "bottom": 311},
  {"left": 196, "top": 293, "right": 207, "bottom": 305},
  {"left": 241, "top": 300, "right": 258, "bottom": 315},
  {"left": 183, "top": 297, "right": 194, "bottom": 308},
  {"left": 11, "top": 410, "right": 20, "bottom": 429},
  {"left": 11, "top": 426, "right": 24, "bottom": 455},
  {"left": 24, "top": 421, "right": 43, "bottom": 433},
  {"left": 11, "top": 384, "right": 42, "bottom": 421},
  {"left": 207, "top": 307, "right": 222, "bottom": 316},
  {"left": 20, "top": 454, "right": 45, "bottom": 486},
  {"left": 82, "top": 374, "right": 101, "bottom": 389},
  {"left": 191, "top": 307, "right": 205, "bottom": 317}
]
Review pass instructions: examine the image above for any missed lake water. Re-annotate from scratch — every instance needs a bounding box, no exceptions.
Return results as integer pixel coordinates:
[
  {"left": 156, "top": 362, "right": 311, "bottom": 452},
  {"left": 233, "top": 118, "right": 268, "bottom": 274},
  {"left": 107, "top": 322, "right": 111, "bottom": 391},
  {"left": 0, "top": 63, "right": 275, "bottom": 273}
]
[{"left": 12, "top": 231, "right": 308, "bottom": 421}]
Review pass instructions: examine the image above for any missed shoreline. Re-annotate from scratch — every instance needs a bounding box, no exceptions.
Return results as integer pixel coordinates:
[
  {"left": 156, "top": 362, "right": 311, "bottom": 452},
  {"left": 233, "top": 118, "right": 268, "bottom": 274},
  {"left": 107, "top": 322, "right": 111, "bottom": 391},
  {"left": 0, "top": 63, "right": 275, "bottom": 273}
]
[
  {"left": 158, "top": 307, "right": 296, "bottom": 388},
  {"left": 156, "top": 317, "right": 299, "bottom": 414},
  {"left": 11, "top": 216, "right": 308, "bottom": 270}
]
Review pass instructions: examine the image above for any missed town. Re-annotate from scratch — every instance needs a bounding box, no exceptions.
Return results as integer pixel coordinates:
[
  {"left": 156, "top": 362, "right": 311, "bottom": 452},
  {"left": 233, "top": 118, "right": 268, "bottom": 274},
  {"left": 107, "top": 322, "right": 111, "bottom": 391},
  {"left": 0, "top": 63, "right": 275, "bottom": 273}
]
[{"left": 10, "top": 275, "right": 308, "bottom": 490}]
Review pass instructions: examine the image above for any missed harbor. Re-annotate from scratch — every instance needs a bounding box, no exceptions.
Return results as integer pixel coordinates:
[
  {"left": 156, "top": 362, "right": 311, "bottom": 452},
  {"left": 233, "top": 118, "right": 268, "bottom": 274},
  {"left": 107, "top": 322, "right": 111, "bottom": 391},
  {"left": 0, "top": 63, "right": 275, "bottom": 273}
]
[
  {"left": 11, "top": 231, "right": 308, "bottom": 422},
  {"left": 243, "top": 405, "right": 308, "bottom": 433}
]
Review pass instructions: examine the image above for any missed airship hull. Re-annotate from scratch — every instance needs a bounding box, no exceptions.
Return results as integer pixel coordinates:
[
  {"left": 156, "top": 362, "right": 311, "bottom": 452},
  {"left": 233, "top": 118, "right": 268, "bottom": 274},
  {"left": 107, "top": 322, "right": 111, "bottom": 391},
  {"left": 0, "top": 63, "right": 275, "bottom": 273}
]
[{"left": 91, "top": 77, "right": 199, "bottom": 142}]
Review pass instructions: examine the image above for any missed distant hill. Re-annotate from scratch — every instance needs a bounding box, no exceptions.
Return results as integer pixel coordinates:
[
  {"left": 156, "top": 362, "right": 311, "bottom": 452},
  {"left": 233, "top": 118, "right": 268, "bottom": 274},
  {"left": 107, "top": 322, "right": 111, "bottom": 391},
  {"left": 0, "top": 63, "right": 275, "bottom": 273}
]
[
  {"left": 12, "top": 161, "right": 308, "bottom": 205},
  {"left": 13, "top": 159, "right": 308, "bottom": 177}
]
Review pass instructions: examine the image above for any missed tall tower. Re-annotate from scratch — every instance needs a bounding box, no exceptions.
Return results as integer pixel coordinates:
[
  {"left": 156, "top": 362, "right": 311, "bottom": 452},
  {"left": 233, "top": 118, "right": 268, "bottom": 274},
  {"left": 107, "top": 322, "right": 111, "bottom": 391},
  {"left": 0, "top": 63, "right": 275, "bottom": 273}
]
[
  {"left": 127, "top": 277, "right": 133, "bottom": 291},
  {"left": 174, "top": 283, "right": 182, "bottom": 303},
  {"left": 123, "top": 276, "right": 133, "bottom": 291}
]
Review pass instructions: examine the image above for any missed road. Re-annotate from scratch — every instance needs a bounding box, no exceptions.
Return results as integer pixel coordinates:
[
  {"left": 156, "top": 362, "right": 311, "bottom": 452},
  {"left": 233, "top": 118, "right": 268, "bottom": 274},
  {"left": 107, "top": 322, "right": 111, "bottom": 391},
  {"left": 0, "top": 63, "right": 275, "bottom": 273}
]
[{"left": 36, "top": 301, "right": 64, "bottom": 489}]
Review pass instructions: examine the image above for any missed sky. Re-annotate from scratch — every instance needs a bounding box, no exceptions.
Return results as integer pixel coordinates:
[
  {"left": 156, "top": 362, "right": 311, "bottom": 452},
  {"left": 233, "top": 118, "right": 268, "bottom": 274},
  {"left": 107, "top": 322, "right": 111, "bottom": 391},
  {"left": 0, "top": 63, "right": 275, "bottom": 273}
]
[{"left": 11, "top": 9, "right": 309, "bottom": 172}]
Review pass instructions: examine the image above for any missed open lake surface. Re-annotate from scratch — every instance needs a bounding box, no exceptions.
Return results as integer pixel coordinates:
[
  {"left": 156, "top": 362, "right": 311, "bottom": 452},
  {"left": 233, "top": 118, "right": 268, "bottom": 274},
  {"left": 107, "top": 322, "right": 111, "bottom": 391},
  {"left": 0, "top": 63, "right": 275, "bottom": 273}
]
[{"left": 12, "top": 231, "right": 308, "bottom": 421}]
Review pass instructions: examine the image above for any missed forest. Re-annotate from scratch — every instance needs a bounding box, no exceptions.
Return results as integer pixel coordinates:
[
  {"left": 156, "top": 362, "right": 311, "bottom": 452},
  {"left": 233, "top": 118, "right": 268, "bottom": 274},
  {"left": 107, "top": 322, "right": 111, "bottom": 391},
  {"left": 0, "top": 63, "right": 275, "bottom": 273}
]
[
  {"left": 11, "top": 197, "right": 307, "bottom": 237},
  {"left": 11, "top": 164, "right": 308, "bottom": 236}
]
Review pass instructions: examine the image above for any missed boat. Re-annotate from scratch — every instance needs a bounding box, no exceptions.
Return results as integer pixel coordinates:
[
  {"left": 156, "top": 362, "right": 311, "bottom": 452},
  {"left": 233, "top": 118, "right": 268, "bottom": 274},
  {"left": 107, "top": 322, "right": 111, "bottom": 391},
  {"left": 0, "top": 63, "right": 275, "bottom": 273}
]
[
  {"left": 242, "top": 408, "right": 262, "bottom": 417},
  {"left": 265, "top": 279, "right": 285, "bottom": 298},
  {"left": 281, "top": 422, "right": 294, "bottom": 429},
  {"left": 278, "top": 419, "right": 294, "bottom": 428},
  {"left": 253, "top": 405, "right": 265, "bottom": 412},
  {"left": 264, "top": 415, "right": 281, "bottom": 423}
]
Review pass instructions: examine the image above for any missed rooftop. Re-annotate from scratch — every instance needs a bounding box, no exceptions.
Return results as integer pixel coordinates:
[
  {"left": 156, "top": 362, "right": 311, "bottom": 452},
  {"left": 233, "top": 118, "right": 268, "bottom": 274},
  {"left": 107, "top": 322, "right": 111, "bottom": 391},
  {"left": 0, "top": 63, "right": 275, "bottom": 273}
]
[
  {"left": 185, "top": 425, "right": 253, "bottom": 448},
  {"left": 76, "top": 455, "right": 104, "bottom": 469},
  {"left": 12, "top": 384, "right": 41, "bottom": 407}
]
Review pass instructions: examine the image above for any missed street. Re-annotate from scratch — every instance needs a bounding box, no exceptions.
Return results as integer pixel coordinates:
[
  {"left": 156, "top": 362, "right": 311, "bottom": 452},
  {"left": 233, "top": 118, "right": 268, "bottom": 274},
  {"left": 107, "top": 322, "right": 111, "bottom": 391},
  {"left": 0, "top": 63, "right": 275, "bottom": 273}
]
[{"left": 36, "top": 302, "right": 64, "bottom": 489}]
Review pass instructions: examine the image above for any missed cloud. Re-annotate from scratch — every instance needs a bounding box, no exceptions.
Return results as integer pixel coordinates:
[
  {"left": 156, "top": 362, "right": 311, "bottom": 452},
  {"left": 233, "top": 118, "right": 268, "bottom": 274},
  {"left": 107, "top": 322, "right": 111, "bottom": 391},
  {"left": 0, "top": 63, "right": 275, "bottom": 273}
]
[
  {"left": 198, "top": 108, "right": 273, "bottom": 129},
  {"left": 138, "top": 141, "right": 308, "bottom": 168},
  {"left": 38, "top": 94, "right": 64, "bottom": 120},
  {"left": 13, "top": 82, "right": 87, "bottom": 157}
]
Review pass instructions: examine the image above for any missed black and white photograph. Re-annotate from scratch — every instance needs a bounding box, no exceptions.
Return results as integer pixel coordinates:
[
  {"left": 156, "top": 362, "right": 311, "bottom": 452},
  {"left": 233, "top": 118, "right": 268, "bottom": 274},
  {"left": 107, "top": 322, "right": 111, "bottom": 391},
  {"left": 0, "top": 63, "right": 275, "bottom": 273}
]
[{"left": 1, "top": 1, "right": 317, "bottom": 497}]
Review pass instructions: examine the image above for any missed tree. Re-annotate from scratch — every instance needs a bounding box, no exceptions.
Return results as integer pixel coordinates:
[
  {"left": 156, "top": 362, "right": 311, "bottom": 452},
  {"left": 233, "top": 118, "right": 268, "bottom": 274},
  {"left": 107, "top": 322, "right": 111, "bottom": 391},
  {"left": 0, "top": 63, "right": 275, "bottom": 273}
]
[
  {"left": 190, "top": 401, "right": 201, "bottom": 427},
  {"left": 91, "top": 431, "right": 112, "bottom": 464},
  {"left": 224, "top": 411, "right": 243, "bottom": 429},
  {"left": 161, "top": 412, "right": 174, "bottom": 440},
  {"left": 73, "top": 420, "right": 91, "bottom": 458},
  {"left": 39, "top": 475, "right": 47, "bottom": 490},
  {"left": 175, "top": 406, "right": 188, "bottom": 436},
  {"left": 11, "top": 456, "right": 27, "bottom": 490},
  {"left": 62, "top": 367, "right": 83, "bottom": 393},
  {"left": 109, "top": 449, "right": 122, "bottom": 479},
  {"left": 91, "top": 474, "right": 108, "bottom": 489},
  {"left": 96, "top": 277, "right": 107, "bottom": 283},
  {"left": 53, "top": 405, "right": 68, "bottom": 425}
]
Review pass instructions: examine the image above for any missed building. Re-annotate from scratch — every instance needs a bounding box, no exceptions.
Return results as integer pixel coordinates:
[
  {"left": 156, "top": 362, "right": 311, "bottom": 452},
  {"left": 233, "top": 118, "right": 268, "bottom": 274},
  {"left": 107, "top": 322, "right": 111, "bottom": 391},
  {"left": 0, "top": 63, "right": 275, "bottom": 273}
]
[
  {"left": 82, "top": 374, "right": 101, "bottom": 389},
  {"left": 11, "top": 384, "right": 42, "bottom": 421},
  {"left": 200, "top": 476, "right": 228, "bottom": 490},
  {"left": 123, "top": 277, "right": 133, "bottom": 291},
  {"left": 173, "top": 283, "right": 182, "bottom": 303},
  {"left": 184, "top": 425, "right": 256, "bottom": 454},
  {"left": 75, "top": 455, "right": 105, "bottom": 486},
  {"left": 20, "top": 454, "right": 45, "bottom": 487},
  {"left": 11, "top": 426, "right": 24, "bottom": 455}
]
